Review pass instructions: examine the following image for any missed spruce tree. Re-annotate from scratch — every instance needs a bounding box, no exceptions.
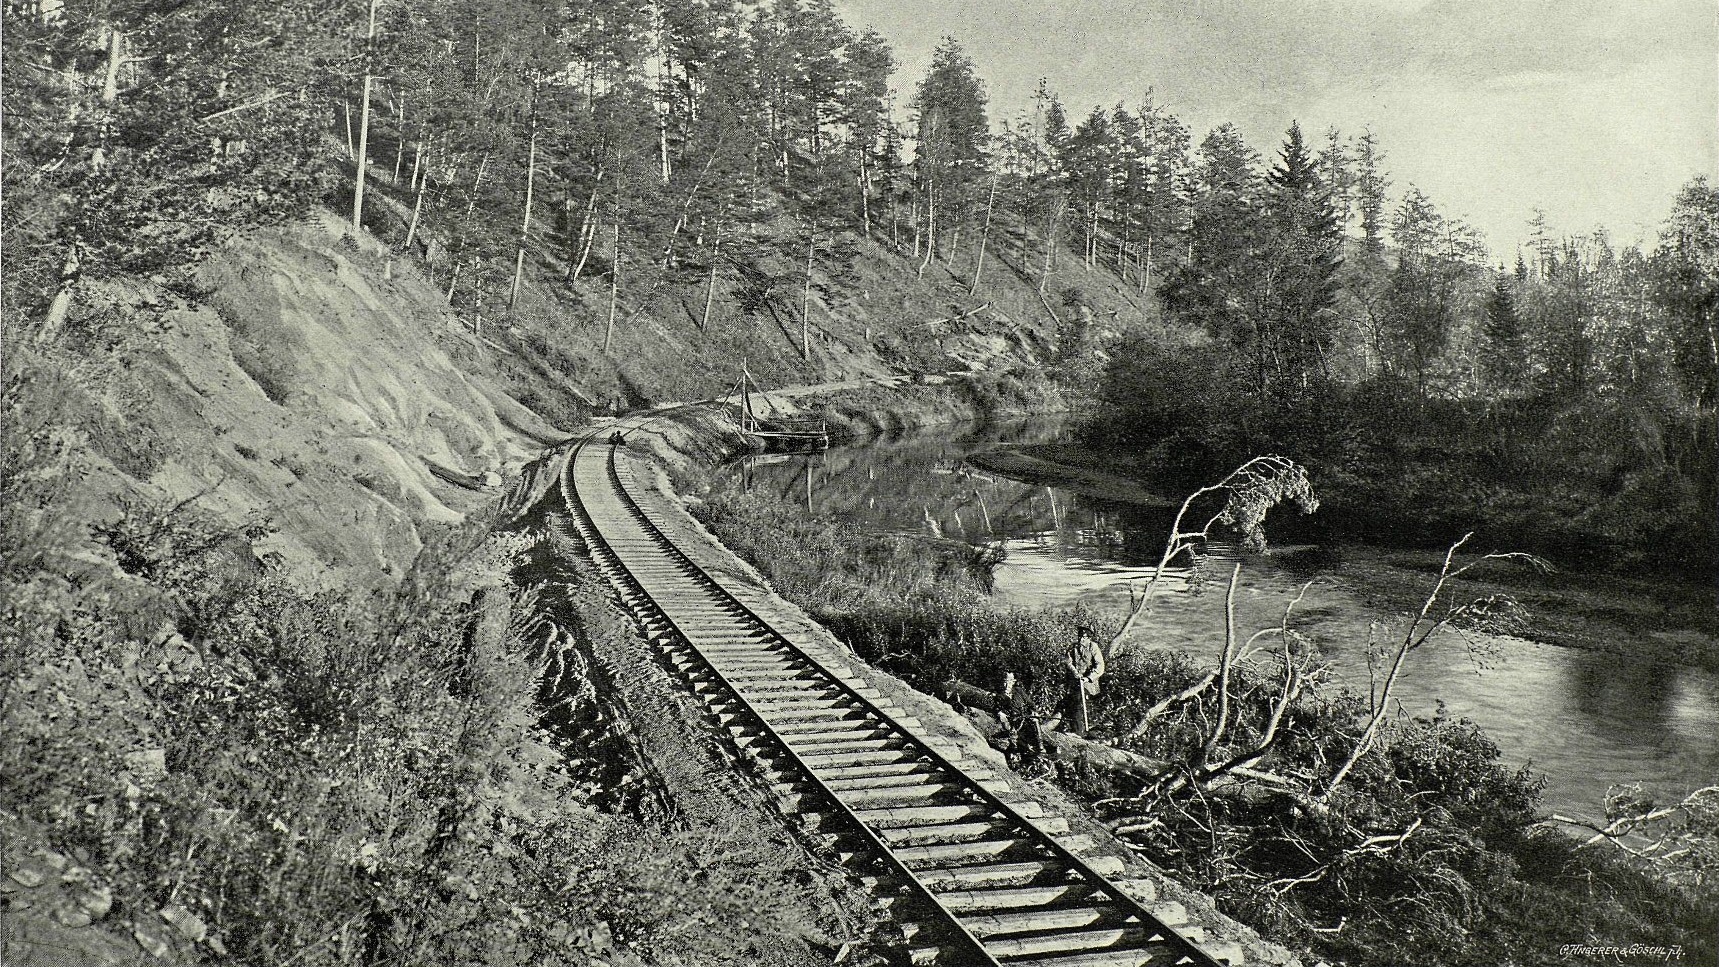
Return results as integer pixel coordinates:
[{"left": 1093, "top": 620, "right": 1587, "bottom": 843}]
[
  {"left": 1353, "top": 129, "right": 1389, "bottom": 266},
  {"left": 1481, "top": 274, "right": 1531, "bottom": 391},
  {"left": 1262, "top": 121, "right": 1344, "bottom": 392}
]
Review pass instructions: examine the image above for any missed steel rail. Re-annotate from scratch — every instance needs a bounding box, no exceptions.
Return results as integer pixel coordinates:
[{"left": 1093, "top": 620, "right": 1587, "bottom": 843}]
[
  {"left": 558, "top": 423, "right": 1223, "bottom": 967},
  {"left": 563, "top": 441, "right": 998, "bottom": 964}
]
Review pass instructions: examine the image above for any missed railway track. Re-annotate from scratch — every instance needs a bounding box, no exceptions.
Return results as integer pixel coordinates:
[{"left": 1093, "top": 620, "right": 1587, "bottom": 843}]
[{"left": 559, "top": 425, "right": 1226, "bottom": 967}]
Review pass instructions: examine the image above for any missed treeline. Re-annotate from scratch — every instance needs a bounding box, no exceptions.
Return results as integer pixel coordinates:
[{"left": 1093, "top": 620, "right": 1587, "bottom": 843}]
[
  {"left": 1, "top": 0, "right": 898, "bottom": 344},
  {"left": 7, "top": 0, "right": 1715, "bottom": 410},
  {"left": 5, "top": 0, "right": 1713, "bottom": 571},
  {"left": 1082, "top": 171, "right": 1719, "bottom": 574}
]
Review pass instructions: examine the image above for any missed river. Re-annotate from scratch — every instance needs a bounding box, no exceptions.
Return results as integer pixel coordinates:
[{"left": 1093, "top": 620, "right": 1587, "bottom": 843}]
[{"left": 718, "top": 417, "right": 1719, "bottom": 822}]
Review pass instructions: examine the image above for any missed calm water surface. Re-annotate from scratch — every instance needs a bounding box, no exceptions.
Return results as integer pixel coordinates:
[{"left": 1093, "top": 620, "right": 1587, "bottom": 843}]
[{"left": 718, "top": 418, "right": 1719, "bottom": 821}]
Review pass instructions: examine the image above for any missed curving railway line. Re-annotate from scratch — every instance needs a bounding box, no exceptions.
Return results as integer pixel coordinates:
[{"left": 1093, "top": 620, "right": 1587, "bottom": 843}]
[{"left": 558, "top": 422, "right": 1226, "bottom": 967}]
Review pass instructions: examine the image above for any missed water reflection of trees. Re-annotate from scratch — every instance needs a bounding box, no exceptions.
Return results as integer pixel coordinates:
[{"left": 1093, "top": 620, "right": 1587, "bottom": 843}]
[
  {"left": 1568, "top": 649, "right": 1685, "bottom": 755},
  {"left": 725, "top": 426, "right": 1237, "bottom": 592}
]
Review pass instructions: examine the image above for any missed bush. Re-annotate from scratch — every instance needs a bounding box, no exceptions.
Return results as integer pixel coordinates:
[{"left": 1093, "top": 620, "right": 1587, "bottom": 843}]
[
  {"left": 3, "top": 474, "right": 827, "bottom": 966},
  {"left": 693, "top": 480, "right": 1107, "bottom": 711}
]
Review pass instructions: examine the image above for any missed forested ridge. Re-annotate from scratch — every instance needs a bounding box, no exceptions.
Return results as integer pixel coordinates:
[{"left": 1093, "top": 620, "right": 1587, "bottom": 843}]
[
  {"left": 6, "top": 0, "right": 1714, "bottom": 425},
  {"left": 4, "top": 1, "right": 1717, "bottom": 965}
]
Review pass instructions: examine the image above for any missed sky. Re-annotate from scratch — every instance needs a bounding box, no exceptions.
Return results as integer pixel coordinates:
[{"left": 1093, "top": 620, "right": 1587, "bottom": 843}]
[{"left": 832, "top": 0, "right": 1717, "bottom": 259}]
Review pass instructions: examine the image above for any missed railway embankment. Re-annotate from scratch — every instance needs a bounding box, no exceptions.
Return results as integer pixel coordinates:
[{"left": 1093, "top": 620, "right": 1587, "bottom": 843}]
[{"left": 526, "top": 408, "right": 1315, "bottom": 967}]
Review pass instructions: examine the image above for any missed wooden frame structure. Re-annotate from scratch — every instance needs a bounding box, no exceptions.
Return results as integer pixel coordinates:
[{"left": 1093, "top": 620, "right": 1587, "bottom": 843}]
[{"left": 728, "top": 364, "right": 829, "bottom": 452}]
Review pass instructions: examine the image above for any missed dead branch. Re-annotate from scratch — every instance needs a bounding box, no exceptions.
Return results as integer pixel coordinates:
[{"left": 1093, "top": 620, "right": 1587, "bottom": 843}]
[
  {"left": 1323, "top": 534, "right": 1543, "bottom": 800},
  {"left": 1544, "top": 784, "right": 1719, "bottom": 884},
  {"left": 915, "top": 303, "right": 992, "bottom": 329},
  {"left": 1266, "top": 817, "right": 1424, "bottom": 896},
  {"left": 199, "top": 89, "right": 292, "bottom": 125},
  {"left": 1107, "top": 455, "right": 1315, "bottom": 658}
]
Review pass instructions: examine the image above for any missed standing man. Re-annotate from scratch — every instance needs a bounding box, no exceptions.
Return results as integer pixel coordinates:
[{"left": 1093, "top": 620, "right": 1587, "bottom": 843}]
[{"left": 1065, "top": 625, "right": 1105, "bottom": 736}]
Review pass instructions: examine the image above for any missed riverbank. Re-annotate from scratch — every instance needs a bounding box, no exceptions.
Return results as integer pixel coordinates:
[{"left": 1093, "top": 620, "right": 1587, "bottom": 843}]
[
  {"left": 618, "top": 365, "right": 1071, "bottom": 487},
  {"left": 991, "top": 439, "right": 1719, "bottom": 673},
  {"left": 1337, "top": 543, "right": 1719, "bottom": 670},
  {"left": 683, "top": 457, "right": 1717, "bottom": 967}
]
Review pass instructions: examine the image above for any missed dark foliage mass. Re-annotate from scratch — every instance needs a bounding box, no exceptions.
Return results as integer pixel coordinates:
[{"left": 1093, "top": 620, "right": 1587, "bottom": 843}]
[{"left": 1086, "top": 173, "right": 1719, "bottom": 579}]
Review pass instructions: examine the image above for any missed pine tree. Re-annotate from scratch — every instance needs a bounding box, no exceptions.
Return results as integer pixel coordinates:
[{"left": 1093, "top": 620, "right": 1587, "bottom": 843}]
[
  {"left": 1160, "top": 124, "right": 1262, "bottom": 377},
  {"left": 1138, "top": 91, "right": 1191, "bottom": 290},
  {"left": 839, "top": 28, "right": 895, "bottom": 236},
  {"left": 1065, "top": 106, "right": 1117, "bottom": 270},
  {"left": 909, "top": 37, "right": 989, "bottom": 267}
]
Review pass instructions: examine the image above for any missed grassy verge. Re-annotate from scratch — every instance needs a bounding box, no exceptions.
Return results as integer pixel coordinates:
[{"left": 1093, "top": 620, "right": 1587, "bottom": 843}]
[{"left": 690, "top": 476, "right": 1718, "bottom": 967}]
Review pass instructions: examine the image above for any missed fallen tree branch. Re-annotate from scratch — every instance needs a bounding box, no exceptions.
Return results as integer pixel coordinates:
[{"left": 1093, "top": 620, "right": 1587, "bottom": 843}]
[{"left": 199, "top": 89, "right": 293, "bottom": 125}]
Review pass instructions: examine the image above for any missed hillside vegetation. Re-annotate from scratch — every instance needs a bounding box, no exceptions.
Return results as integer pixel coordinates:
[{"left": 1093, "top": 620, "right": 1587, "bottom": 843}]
[{"left": 5, "top": 0, "right": 1716, "bottom": 965}]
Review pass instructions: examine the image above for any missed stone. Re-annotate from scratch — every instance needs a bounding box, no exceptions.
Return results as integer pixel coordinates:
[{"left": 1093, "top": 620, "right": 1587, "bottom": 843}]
[
  {"left": 125, "top": 748, "right": 168, "bottom": 780},
  {"left": 1202, "top": 939, "right": 1247, "bottom": 965},
  {"left": 161, "top": 904, "right": 208, "bottom": 943},
  {"left": 78, "top": 885, "right": 114, "bottom": 921},
  {"left": 1152, "top": 900, "right": 1190, "bottom": 926},
  {"left": 134, "top": 922, "right": 172, "bottom": 960},
  {"left": 52, "top": 898, "right": 94, "bottom": 929}
]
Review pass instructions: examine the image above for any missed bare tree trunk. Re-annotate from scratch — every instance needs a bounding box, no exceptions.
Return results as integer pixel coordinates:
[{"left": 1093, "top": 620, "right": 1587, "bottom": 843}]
[
  {"left": 858, "top": 159, "right": 872, "bottom": 238},
  {"left": 1039, "top": 198, "right": 1065, "bottom": 296},
  {"left": 405, "top": 171, "right": 428, "bottom": 251},
  {"left": 701, "top": 230, "right": 720, "bottom": 331},
  {"left": 570, "top": 176, "right": 601, "bottom": 281},
  {"left": 408, "top": 141, "right": 424, "bottom": 195},
  {"left": 509, "top": 118, "right": 538, "bottom": 311},
  {"left": 392, "top": 100, "right": 407, "bottom": 184},
  {"left": 351, "top": 0, "right": 379, "bottom": 233},
  {"left": 917, "top": 188, "right": 935, "bottom": 279},
  {"left": 910, "top": 196, "right": 921, "bottom": 258},
  {"left": 101, "top": 27, "right": 122, "bottom": 102},
  {"left": 1202, "top": 564, "right": 1243, "bottom": 759},
  {"left": 801, "top": 231, "right": 815, "bottom": 359},
  {"left": 37, "top": 252, "right": 81, "bottom": 346},
  {"left": 603, "top": 222, "right": 620, "bottom": 354},
  {"left": 969, "top": 175, "right": 998, "bottom": 295}
]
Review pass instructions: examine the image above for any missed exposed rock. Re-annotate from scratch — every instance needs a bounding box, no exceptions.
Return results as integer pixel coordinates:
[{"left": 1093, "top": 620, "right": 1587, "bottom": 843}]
[
  {"left": 160, "top": 905, "right": 207, "bottom": 943},
  {"left": 125, "top": 748, "right": 168, "bottom": 780},
  {"left": 133, "top": 920, "right": 172, "bottom": 960}
]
